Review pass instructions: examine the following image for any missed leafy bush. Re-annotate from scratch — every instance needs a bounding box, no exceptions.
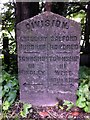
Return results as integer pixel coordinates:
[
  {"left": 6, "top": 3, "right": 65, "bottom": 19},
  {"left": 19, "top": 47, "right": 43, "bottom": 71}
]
[
  {"left": 2, "top": 70, "right": 19, "bottom": 111},
  {"left": 76, "top": 66, "right": 90, "bottom": 113}
]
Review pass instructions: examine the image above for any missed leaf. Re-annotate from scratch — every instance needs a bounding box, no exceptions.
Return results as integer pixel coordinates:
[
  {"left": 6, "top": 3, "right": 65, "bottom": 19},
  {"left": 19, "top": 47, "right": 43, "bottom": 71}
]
[
  {"left": 79, "top": 95, "right": 86, "bottom": 101},
  {"left": 11, "top": 80, "right": 17, "bottom": 86},
  {"left": 63, "top": 100, "right": 74, "bottom": 106},
  {"left": 84, "top": 106, "right": 90, "bottom": 113},
  {"left": 76, "top": 87, "right": 83, "bottom": 96},
  {"left": 7, "top": 91, "right": 16, "bottom": 103},
  {"left": 83, "top": 85, "right": 89, "bottom": 93},
  {"left": 20, "top": 103, "right": 32, "bottom": 118},
  {"left": 20, "top": 111, "right": 26, "bottom": 118},
  {"left": 85, "top": 92, "right": 90, "bottom": 101},
  {"left": 6, "top": 82, "right": 12, "bottom": 89},
  {"left": 66, "top": 104, "right": 74, "bottom": 111},
  {"left": 76, "top": 101, "right": 86, "bottom": 108},
  {"left": 63, "top": 100, "right": 74, "bottom": 111},
  {"left": 2, "top": 70, "right": 19, "bottom": 111},
  {"left": 23, "top": 103, "right": 32, "bottom": 111},
  {"left": 3, "top": 72, "right": 11, "bottom": 82},
  {"left": 76, "top": 96, "right": 86, "bottom": 108},
  {"left": 3, "top": 101, "right": 10, "bottom": 111},
  {"left": 4, "top": 85, "right": 9, "bottom": 92}
]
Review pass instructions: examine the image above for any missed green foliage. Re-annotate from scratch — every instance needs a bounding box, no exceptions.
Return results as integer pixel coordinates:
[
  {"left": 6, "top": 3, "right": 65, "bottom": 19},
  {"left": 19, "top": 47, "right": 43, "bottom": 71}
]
[
  {"left": 1, "top": 2, "right": 18, "bottom": 74},
  {"left": 1, "top": 2, "right": 16, "bottom": 70},
  {"left": 63, "top": 101, "right": 74, "bottom": 111},
  {"left": 76, "top": 66, "right": 90, "bottom": 113},
  {"left": 66, "top": 3, "right": 86, "bottom": 45},
  {"left": 2, "top": 70, "right": 19, "bottom": 111},
  {"left": 20, "top": 103, "right": 32, "bottom": 118},
  {"left": 3, "top": 101, "right": 10, "bottom": 111},
  {"left": 2, "top": 2, "right": 15, "bottom": 37}
]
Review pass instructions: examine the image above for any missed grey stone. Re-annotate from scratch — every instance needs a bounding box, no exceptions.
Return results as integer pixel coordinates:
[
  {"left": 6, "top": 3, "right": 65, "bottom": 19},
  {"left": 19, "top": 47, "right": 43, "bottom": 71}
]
[{"left": 17, "top": 12, "right": 81, "bottom": 106}]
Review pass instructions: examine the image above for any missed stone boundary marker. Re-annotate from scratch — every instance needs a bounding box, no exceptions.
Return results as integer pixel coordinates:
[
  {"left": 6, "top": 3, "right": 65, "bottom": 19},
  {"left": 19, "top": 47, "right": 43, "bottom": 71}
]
[
  {"left": 17, "top": 12, "right": 81, "bottom": 106},
  {"left": 15, "top": 0, "right": 90, "bottom": 2}
]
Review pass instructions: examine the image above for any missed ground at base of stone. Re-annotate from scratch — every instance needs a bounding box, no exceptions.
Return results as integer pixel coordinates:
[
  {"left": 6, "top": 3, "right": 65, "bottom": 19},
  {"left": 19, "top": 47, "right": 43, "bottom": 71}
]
[{"left": 2, "top": 102, "right": 90, "bottom": 120}]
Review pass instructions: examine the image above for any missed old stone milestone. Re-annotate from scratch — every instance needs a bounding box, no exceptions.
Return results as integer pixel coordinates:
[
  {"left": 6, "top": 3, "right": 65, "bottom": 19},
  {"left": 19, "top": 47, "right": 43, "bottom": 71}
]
[{"left": 17, "top": 12, "right": 81, "bottom": 106}]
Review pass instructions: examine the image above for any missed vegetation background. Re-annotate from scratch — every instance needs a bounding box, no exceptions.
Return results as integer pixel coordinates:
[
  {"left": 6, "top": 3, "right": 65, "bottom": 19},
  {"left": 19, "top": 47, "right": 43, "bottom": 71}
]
[{"left": 0, "top": 1, "right": 90, "bottom": 119}]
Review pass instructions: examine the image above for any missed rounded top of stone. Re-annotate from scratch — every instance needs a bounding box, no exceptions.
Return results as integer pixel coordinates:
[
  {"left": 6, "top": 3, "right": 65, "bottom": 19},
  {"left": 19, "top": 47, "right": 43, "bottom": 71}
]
[{"left": 17, "top": 11, "right": 80, "bottom": 27}]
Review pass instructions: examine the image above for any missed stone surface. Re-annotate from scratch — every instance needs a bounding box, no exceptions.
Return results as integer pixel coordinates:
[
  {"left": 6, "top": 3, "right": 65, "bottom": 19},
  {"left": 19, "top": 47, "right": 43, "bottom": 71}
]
[{"left": 17, "top": 12, "right": 81, "bottom": 106}]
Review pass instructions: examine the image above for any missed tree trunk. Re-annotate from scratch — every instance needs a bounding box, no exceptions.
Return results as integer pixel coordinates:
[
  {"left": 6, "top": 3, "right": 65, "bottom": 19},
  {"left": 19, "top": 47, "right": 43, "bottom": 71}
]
[
  {"left": 51, "top": 2, "right": 65, "bottom": 15},
  {"left": 15, "top": 2, "right": 39, "bottom": 72},
  {"left": 45, "top": 2, "right": 52, "bottom": 11},
  {"left": 84, "top": 2, "right": 90, "bottom": 53},
  {"left": 15, "top": 2, "right": 39, "bottom": 24},
  {"left": 3, "top": 37, "right": 10, "bottom": 71}
]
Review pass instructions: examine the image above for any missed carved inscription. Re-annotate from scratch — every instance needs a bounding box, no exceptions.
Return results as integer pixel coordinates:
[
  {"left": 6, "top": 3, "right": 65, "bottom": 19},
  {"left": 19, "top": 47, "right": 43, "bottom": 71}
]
[
  {"left": 17, "top": 12, "right": 80, "bottom": 105},
  {"left": 26, "top": 19, "right": 69, "bottom": 29}
]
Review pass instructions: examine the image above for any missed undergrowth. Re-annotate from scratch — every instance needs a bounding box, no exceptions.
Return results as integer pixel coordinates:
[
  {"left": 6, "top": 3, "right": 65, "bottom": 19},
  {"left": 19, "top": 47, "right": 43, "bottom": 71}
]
[
  {"left": 2, "top": 66, "right": 90, "bottom": 118},
  {"left": 76, "top": 66, "right": 90, "bottom": 113},
  {"left": 2, "top": 70, "right": 19, "bottom": 111}
]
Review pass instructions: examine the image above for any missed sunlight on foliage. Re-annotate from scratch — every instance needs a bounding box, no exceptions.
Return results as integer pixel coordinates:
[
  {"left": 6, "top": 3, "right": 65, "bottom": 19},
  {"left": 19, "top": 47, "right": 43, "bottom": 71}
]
[{"left": 76, "top": 67, "right": 90, "bottom": 113}]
